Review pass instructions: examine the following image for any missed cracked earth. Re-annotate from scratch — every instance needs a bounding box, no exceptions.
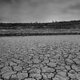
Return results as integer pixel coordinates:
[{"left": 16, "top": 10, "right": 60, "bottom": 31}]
[{"left": 0, "top": 41, "right": 80, "bottom": 80}]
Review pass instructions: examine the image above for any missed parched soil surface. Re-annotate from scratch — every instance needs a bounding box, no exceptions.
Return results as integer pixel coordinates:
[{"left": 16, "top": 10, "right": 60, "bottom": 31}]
[{"left": 0, "top": 41, "right": 80, "bottom": 80}]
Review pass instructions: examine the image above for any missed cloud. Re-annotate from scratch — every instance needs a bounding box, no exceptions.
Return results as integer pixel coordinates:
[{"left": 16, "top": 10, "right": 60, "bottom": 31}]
[
  {"left": 69, "top": 3, "right": 80, "bottom": 10},
  {"left": 0, "top": 0, "right": 15, "bottom": 4},
  {"left": 62, "top": 1, "right": 80, "bottom": 15},
  {"left": 0, "top": 0, "right": 74, "bottom": 6},
  {"left": 0, "top": 0, "right": 80, "bottom": 22}
]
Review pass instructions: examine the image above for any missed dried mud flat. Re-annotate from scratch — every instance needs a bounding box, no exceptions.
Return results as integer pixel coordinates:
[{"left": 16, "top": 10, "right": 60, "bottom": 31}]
[{"left": 0, "top": 36, "right": 80, "bottom": 80}]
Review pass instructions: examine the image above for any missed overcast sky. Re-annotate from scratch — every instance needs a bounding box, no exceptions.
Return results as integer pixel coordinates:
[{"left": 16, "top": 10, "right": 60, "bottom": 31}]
[{"left": 0, "top": 0, "right": 80, "bottom": 23}]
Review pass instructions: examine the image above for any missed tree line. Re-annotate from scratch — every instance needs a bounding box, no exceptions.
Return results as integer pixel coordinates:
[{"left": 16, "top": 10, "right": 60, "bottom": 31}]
[{"left": 0, "top": 20, "right": 80, "bottom": 29}]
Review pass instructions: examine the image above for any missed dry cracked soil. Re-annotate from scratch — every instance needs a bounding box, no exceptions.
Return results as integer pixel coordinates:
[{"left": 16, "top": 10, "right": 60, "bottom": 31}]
[{"left": 0, "top": 41, "right": 80, "bottom": 80}]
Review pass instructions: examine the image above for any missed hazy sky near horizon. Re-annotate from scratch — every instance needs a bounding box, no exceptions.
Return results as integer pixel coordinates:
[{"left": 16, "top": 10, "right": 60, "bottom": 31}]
[{"left": 0, "top": 0, "right": 80, "bottom": 23}]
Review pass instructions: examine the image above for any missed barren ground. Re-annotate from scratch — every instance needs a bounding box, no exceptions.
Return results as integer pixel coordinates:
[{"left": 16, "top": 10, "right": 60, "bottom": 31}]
[{"left": 0, "top": 35, "right": 80, "bottom": 80}]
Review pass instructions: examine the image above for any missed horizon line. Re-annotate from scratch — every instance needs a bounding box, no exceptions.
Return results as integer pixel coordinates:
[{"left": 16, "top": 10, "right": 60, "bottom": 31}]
[{"left": 0, "top": 19, "right": 80, "bottom": 24}]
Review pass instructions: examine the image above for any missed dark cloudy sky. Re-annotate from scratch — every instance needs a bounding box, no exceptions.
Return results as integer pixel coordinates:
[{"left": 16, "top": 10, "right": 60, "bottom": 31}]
[{"left": 0, "top": 0, "right": 80, "bottom": 23}]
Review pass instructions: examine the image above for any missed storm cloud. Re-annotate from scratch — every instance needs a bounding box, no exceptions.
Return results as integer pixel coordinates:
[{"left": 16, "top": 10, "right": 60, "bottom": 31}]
[
  {"left": 69, "top": 3, "right": 80, "bottom": 10},
  {"left": 0, "top": 0, "right": 80, "bottom": 23}
]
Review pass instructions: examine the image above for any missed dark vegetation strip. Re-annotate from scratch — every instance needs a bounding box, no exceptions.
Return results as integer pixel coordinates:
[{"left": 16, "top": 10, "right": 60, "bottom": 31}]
[
  {"left": 0, "top": 33, "right": 80, "bottom": 37},
  {"left": 0, "top": 20, "right": 80, "bottom": 29},
  {"left": 0, "top": 20, "right": 80, "bottom": 36}
]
